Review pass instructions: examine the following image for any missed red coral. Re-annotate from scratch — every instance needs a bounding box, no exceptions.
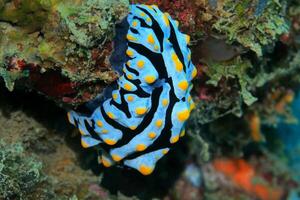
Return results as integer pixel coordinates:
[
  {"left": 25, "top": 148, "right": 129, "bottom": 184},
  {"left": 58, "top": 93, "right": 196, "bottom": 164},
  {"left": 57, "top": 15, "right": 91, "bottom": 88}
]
[
  {"left": 4, "top": 56, "right": 107, "bottom": 105},
  {"left": 213, "top": 158, "right": 284, "bottom": 200},
  {"left": 29, "top": 71, "right": 77, "bottom": 98},
  {"left": 7, "top": 57, "right": 32, "bottom": 71}
]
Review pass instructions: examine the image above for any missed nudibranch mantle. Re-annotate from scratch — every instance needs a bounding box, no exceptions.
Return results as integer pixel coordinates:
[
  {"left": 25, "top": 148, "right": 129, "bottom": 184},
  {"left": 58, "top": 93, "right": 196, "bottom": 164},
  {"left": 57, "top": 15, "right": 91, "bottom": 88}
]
[{"left": 68, "top": 4, "right": 197, "bottom": 175}]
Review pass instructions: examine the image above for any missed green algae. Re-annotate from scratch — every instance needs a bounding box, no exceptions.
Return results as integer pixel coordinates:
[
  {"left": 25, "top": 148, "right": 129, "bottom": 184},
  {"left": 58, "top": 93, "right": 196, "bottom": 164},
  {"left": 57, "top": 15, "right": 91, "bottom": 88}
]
[
  {"left": 0, "top": 0, "right": 128, "bottom": 95},
  {"left": 0, "top": 23, "right": 39, "bottom": 64},
  {"left": 206, "top": 57, "right": 257, "bottom": 105},
  {"left": 57, "top": 0, "right": 129, "bottom": 48},
  {"left": 0, "top": 140, "right": 44, "bottom": 199},
  {"left": 213, "top": 0, "right": 289, "bottom": 56},
  {"left": 0, "top": 140, "right": 95, "bottom": 200},
  {"left": 0, "top": 0, "right": 49, "bottom": 32},
  {"left": 203, "top": 48, "right": 300, "bottom": 118},
  {"left": 253, "top": 51, "right": 300, "bottom": 88},
  {"left": 0, "top": 23, "right": 36, "bottom": 91},
  {"left": 0, "top": 68, "right": 29, "bottom": 91}
]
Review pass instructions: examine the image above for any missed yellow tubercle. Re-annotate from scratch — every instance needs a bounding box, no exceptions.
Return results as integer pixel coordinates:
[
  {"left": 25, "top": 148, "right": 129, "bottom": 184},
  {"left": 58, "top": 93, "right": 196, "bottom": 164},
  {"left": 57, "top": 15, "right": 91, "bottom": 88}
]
[
  {"left": 81, "top": 140, "right": 89, "bottom": 148},
  {"left": 172, "top": 53, "right": 183, "bottom": 71},
  {"left": 111, "top": 154, "right": 122, "bottom": 162},
  {"left": 148, "top": 132, "right": 157, "bottom": 139},
  {"left": 146, "top": 5, "right": 153, "bottom": 9},
  {"left": 124, "top": 83, "right": 133, "bottom": 91},
  {"left": 178, "top": 80, "right": 189, "bottom": 91},
  {"left": 96, "top": 120, "right": 103, "bottom": 127},
  {"left": 155, "top": 119, "right": 163, "bottom": 128},
  {"left": 107, "top": 112, "right": 115, "bottom": 119},
  {"left": 112, "top": 93, "right": 118, "bottom": 100},
  {"left": 139, "top": 164, "right": 153, "bottom": 175},
  {"left": 175, "top": 61, "right": 183, "bottom": 71},
  {"left": 136, "top": 144, "right": 147, "bottom": 151},
  {"left": 162, "top": 99, "right": 169, "bottom": 107},
  {"left": 192, "top": 68, "right": 197, "bottom": 79},
  {"left": 170, "top": 135, "right": 179, "bottom": 144},
  {"left": 101, "top": 129, "right": 108, "bottom": 134},
  {"left": 171, "top": 53, "right": 178, "bottom": 62},
  {"left": 126, "top": 49, "right": 134, "bottom": 57},
  {"left": 132, "top": 21, "right": 138, "bottom": 27},
  {"left": 147, "top": 34, "right": 155, "bottom": 44},
  {"left": 162, "top": 149, "right": 169, "bottom": 155},
  {"left": 104, "top": 139, "right": 117, "bottom": 146},
  {"left": 135, "top": 107, "right": 148, "bottom": 115},
  {"left": 102, "top": 157, "right": 112, "bottom": 167},
  {"left": 127, "top": 74, "right": 134, "bottom": 80},
  {"left": 186, "top": 35, "right": 191, "bottom": 44},
  {"left": 144, "top": 75, "right": 156, "bottom": 84},
  {"left": 127, "top": 95, "right": 134, "bottom": 102},
  {"left": 137, "top": 60, "right": 145, "bottom": 68},
  {"left": 67, "top": 112, "right": 72, "bottom": 123},
  {"left": 126, "top": 34, "right": 137, "bottom": 41},
  {"left": 79, "top": 129, "right": 85, "bottom": 136},
  {"left": 129, "top": 126, "right": 137, "bottom": 130},
  {"left": 177, "top": 109, "right": 190, "bottom": 122},
  {"left": 163, "top": 14, "right": 169, "bottom": 26},
  {"left": 190, "top": 102, "right": 196, "bottom": 111}
]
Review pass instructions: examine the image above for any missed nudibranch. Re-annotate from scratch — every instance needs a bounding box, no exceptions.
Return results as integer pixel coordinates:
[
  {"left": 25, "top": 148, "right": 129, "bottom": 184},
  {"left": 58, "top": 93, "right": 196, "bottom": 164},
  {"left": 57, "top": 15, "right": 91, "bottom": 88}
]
[{"left": 68, "top": 4, "right": 197, "bottom": 175}]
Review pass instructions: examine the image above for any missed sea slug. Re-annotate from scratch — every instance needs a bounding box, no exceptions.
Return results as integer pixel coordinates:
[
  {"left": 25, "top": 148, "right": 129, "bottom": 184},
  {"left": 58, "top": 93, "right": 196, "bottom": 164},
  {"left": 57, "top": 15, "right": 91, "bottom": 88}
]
[{"left": 68, "top": 4, "right": 197, "bottom": 175}]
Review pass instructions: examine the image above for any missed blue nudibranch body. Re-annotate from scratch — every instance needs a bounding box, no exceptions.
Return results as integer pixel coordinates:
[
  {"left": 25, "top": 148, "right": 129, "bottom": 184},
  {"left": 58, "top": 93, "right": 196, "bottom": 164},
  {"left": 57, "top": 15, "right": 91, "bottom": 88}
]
[{"left": 68, "top": 4, "right": 197, "bottom": 175}]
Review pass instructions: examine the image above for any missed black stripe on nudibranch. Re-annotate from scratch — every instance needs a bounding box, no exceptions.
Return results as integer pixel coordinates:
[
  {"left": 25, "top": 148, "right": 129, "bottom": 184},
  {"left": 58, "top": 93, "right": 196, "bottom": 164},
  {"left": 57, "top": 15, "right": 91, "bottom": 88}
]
[
  {"left": 121, "top": 86, "right": 151, "bottom": 98},
  {"left": 132, "top": 16, "right": 151, "bottom": 29},
  {"left": 130, "top": 27, "right": 139, "bottom": 34},
  {"left": 124, "top": 78, "right": 178, "bottom": 161},
  {"left": 136, "top": 6, "right": 165, "bottom": 51},
  {"left": 128, "top": 42, "right": 168, "bottom": 79},
  {"left": 110, "top": 98, "right": 131, "bottom": 119},
  {"left": 109, "top": 86, "right": 163, "bottom": 148},
  {"left": 84, "top": 120, "right": 102, "bottom": 141},
  {"left": 125, "top": 63, "right": 139, "bottom": 76},
  {"left": 169, "top": 22, "right": 187, "bottom": 72}
]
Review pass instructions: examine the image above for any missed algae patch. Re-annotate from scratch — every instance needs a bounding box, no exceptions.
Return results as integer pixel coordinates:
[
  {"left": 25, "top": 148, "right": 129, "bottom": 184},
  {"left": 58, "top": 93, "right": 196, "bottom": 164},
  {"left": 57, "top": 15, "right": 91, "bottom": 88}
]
[
  {"left": 57, "top": 0, "right": 129, "bottom": 48},
  {"left": 206, "top": 57, "right": 257, "bottom": 105},
  {"left": 0, "top": 141, "right": 44, "bottom": 199},
  {"left": 213, "top": 0, "right": 289, "bottom": 56},
  {"left": 0, "top": 0, "right": 128, "bottom": 102}
]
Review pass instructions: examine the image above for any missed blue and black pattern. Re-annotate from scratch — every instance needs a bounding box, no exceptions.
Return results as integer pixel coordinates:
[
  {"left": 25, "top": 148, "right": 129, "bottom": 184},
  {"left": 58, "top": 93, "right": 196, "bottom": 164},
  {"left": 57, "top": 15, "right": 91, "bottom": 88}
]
[{"left": 68, "top": 4, "right": 197, "bottom": 175}]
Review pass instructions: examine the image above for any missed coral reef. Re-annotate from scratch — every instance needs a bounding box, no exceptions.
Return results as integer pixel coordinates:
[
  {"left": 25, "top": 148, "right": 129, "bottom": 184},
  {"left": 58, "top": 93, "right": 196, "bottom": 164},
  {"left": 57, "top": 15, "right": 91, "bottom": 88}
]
[
  {"left": 1, "top": 0, "right": 300, "bottom": 199},
  {"left": 213, "top": 0, "right": 288, "bottom": 57},
  {"left": 0, "top": 0, "right": 128, "bottom": 104},
  {"left": 0, "top": 141, "right": 44, "bottom": 199},
  {"left": 0, "top": 86, "right": 101, "bottom": 199}
]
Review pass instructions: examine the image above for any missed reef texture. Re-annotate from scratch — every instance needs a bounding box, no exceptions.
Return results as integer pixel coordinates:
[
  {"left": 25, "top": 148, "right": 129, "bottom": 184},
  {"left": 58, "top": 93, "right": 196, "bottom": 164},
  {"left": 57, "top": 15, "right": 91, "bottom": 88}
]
[
  {"left": 0, "top": 0, "right": 129, "bottom": 105},
  {"left": 69, "top": 4, "right": 196, "bottom": 175},
  {"left": 1, "top": 0, "right": 300, "bottom": 199}
]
